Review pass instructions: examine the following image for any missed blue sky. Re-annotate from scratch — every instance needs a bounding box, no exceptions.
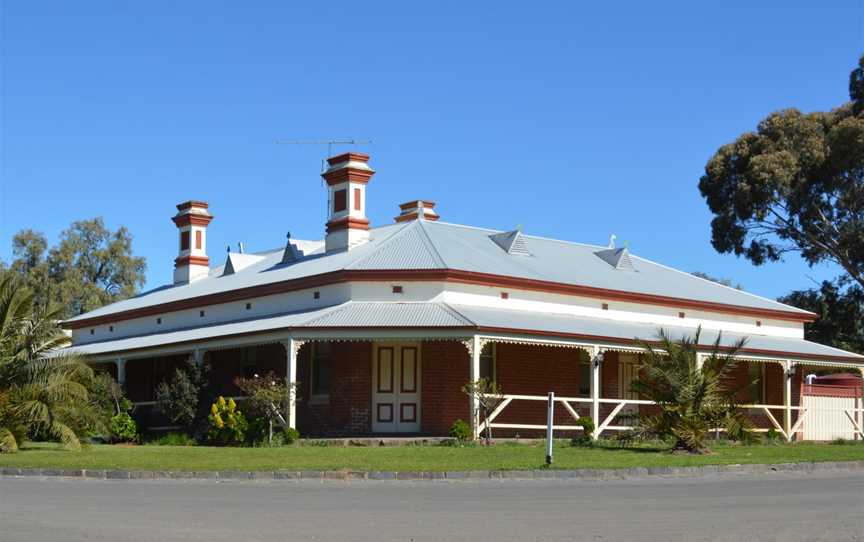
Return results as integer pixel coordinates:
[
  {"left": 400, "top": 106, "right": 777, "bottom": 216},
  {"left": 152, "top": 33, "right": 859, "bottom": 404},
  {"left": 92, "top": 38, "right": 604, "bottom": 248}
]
[{"left": 1, "top": 1, "right": 862, "bottom": 299}]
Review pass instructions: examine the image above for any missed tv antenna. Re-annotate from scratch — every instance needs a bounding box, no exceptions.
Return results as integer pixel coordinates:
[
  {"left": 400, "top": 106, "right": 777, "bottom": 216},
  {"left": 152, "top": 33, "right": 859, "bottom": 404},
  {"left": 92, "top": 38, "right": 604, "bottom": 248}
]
[
  {"left": 275, "top": 139, "right": 373, "bottom": 170},
  {"left": 275, "top": 138, "right": 373, "bottom": 222}
]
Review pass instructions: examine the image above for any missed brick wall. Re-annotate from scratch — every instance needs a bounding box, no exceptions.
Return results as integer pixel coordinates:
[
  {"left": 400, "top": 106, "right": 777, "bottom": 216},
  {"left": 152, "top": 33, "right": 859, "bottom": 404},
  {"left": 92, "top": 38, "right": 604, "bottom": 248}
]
[
  {"left": 298, "top": 341, "right": 372, "bottom": 436},
  {"left": 420, "top": 341, "right": 470, "bottom": 435}
]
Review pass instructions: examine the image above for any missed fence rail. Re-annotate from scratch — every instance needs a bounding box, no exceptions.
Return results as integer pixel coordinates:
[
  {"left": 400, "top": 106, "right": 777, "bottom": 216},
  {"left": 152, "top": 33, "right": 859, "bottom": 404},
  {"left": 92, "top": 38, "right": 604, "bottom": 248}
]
[{"left": 478, "top": 393, "right": 864, "bottom": 441}]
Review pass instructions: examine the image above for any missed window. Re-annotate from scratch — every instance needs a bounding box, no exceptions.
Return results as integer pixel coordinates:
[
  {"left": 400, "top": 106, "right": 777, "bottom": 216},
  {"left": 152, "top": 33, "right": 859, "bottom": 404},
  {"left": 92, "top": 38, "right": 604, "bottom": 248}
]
[
  {"left": 180, "top": 231, "right": 190, "bottom": 251},
  {"left": 313, "top": 291, "right": 320, "bottom": 299},
  {"left": 199, "top": 310, "right": 205, "bottom": 318},
  {"left": 578, "top": 353, "right": 591, "bottom": 397},
  {"left": 246, "top": 302, "right": 252, "bottom": 310},
  {"left": 109, "top": 325, "right": 114, "bottom": 333},
  {"left": 747, "top": 364, "right": 765, "bottom": 403},
  {"left": 480, "top": 343, "right": 496, "bottom": 382},
  {"left": 333, "top": 189, "right": 347, "bottom": 213},
  {"left": 156, "top": 317, "right": 162, "bottom": 325},
  {"left": 90, "top": 329, "right": 94, "bottom": 335},
  {"left": 311, "top": 342, "right": 331, "bottom": 397},
  {"left": 195, "top": 230, "right": 202, "bottom": 250},
  {"left": 353, "top": 188, "right": 362, "bottom": 210}
]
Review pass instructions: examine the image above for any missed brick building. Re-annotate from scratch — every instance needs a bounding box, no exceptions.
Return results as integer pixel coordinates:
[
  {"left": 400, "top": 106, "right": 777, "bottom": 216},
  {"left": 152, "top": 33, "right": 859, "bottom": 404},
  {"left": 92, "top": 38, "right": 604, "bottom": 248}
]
[{"left": 62, "top": 153, "right": 864, "bottom": 440}]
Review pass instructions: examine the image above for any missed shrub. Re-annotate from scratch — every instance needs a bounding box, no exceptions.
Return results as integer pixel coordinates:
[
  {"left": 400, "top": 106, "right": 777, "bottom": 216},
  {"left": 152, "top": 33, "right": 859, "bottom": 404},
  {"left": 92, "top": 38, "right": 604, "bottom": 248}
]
[
  {"left": 109, "top": 412, "right": 138, "bottom": 443},
  {"left": 155, "top": 358, "right": 212, "bottom": 438},
  {"left": 206, "top": 396, "right": 247, "bottom": 446},
  {"left": 570, "top": 417, "right": 595, "bottom": 446},
  {"left": 145, "top": 432, "right": 197, "bottom": 446},
  {"left": 764, "top": 427, "right": 782, "bottom": 444},
  {"left": 234, "top": 372, "right": 293, "bottom": 445},
  {"left": 449, "top": 419, "right": 471, "bottom": 442},
  {"left": 283, "top": 427, "right": 300, "bottom": 444}
]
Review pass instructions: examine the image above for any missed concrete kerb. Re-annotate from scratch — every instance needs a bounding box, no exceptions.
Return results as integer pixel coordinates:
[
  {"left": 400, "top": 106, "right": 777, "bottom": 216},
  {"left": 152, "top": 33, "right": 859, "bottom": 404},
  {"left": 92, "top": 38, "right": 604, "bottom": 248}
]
[{"left": 1, "top": 461, "right": 862, "bottom": 483}]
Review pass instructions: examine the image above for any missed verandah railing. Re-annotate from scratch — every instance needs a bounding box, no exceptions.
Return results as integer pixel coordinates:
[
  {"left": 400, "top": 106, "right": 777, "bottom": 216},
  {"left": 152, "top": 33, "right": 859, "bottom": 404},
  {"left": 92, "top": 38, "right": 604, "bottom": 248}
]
[{"left": 477, "top": 394, "right": 864, "bottom": 441}]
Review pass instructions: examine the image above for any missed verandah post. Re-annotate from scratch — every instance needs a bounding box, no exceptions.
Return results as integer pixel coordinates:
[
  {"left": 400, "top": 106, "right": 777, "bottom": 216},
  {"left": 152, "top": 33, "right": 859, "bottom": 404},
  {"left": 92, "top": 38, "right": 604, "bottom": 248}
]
[
  {"left": 469, "top": 335, "right": 481, "bottom": 440},
  {"left": 783, "top": 360, "right": 795, "bottom": 441},
  {"left": 590, "top": 347, "right": 603, "bottom": 440},
  {"left": 282, "top": 337, "right": 302, "bottom": 430},
  {"left": 115, "top": 357, "right": 127, "bottom": 387}
]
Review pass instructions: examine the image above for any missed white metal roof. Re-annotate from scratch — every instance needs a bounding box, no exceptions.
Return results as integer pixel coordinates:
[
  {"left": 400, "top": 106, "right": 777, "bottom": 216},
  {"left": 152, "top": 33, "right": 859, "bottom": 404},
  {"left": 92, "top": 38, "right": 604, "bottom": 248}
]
[
  {"left": 65, "top": 219, "right": 812, "bottom": 324},
  {"left": 64, "top": 301, "right": 862, "bottom": 362}
]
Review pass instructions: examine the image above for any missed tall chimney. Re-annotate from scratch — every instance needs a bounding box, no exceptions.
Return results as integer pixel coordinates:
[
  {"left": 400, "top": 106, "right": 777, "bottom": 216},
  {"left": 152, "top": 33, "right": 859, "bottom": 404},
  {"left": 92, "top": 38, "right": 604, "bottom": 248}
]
[
  {"left": 395, "top": 200, "right": 439, "bottom": 223},
  {"left": 172, "top": 200, "right": 213, "bottom": 284},
  {"left": 322, "top": 152, "right": 374, "bottom": 252}
]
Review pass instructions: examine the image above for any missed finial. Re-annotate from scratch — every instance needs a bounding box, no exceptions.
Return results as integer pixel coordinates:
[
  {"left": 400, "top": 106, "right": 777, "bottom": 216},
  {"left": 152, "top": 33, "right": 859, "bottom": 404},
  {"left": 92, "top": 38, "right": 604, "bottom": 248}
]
[{"left": 226, "top": 245, "right": 231, "bottom": 253}]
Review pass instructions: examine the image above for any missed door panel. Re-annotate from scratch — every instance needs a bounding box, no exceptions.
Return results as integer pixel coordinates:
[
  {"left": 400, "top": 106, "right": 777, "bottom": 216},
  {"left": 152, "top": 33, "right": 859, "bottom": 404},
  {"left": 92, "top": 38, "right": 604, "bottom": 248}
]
[{"left": 373, "top": 342, "right": 421, "bottom": 433}]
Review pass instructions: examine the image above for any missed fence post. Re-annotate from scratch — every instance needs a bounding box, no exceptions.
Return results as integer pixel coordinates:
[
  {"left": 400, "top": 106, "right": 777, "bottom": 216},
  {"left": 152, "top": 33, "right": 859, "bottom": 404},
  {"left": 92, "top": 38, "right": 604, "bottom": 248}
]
[{"left": 546, "top": 391, "right": 555, "bottom": 465}]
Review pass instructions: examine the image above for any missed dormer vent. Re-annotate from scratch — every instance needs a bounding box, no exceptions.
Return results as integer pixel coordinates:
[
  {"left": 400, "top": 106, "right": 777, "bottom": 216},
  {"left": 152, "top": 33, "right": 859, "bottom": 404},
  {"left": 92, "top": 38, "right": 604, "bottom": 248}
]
[
  {"left": 490, "top": 229, "right": 531, "bottom": 256},
  {"left": 281, "top": 233, "right": 306, "bottom": 264},
  {"left": 222, "top": 252, "right": 265, "bottom": 276},
  {"left": 595, "top": 247, "right": 635, "bottom": 271}
]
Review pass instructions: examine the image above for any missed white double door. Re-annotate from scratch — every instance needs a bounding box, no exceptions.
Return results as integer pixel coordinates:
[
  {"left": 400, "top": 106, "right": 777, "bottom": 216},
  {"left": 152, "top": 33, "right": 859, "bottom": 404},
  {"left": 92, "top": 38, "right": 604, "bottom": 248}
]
[{"left": 372, "top": 342, "right": 421, "bottom": 433}]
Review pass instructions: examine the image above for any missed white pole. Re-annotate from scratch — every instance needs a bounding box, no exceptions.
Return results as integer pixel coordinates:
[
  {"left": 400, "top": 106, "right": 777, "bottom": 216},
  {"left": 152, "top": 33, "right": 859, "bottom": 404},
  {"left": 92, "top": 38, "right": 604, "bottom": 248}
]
[
  {"left": 546, "top": 391, "right": 555, "bottom": 465},
  {"left": 590, "top": 349, "right": 602, "bottom": 440},
  {"left": 469, "top": 335, "right": 481, "bottom": 440},
  {"left": 284, "top": 337, "right": 299, "bottom": 430},
  {"left": 783, "top": 361, "right": 793, "bottom": 442}
]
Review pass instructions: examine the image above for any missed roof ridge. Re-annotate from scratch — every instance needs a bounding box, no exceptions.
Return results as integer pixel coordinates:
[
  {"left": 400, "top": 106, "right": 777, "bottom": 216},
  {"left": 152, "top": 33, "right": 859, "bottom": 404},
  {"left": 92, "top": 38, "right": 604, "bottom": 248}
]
[
  {"left": 415, "top": 220, "right": 448, "bottom": 267},
  {"left": 439, "top": 302, "right": 477, "bottom": 327},
  {"left": 346, "top": 220, "right": 445, "bottom": 270}
]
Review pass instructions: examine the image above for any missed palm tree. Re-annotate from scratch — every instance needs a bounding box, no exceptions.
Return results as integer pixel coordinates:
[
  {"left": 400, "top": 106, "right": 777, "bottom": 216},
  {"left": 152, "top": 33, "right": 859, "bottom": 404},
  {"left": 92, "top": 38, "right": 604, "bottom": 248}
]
[
  {"left": 0, "top": 274, "right": 100, "bottom": 453},
  {"left": 630, "top": 327, "right": 757, "bottom": 454}
]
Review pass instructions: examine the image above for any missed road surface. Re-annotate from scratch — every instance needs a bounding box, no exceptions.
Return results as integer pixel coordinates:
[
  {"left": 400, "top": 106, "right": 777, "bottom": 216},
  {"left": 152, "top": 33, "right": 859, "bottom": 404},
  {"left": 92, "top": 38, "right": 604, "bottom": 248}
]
[{"left": 1, "top": 471, "right": 862, "bottom": 541}]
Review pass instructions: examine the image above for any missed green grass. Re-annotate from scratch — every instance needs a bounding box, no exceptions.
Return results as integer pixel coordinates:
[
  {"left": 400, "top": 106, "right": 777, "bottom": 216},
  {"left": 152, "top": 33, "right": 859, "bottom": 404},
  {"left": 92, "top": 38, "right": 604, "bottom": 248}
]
[{"left": 1, "top": 440, "right": 862, "bottom": 472}]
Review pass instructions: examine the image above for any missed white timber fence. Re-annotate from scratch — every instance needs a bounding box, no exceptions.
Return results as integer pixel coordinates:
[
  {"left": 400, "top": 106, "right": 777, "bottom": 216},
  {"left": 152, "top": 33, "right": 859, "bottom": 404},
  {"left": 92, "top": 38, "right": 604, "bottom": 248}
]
[{"left": 477, "top": 393, "right": 864, "bottom": 442}]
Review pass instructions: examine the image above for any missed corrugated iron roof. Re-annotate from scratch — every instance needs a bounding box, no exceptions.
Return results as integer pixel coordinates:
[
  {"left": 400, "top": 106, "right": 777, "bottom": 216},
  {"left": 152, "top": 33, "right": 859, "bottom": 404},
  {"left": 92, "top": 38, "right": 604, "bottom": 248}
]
[
  {"left": 63, "top": 301, "right": 862, "bottom": 361},
  {"left": 66, "top": 219, "right": 813, "bottom": 324}
]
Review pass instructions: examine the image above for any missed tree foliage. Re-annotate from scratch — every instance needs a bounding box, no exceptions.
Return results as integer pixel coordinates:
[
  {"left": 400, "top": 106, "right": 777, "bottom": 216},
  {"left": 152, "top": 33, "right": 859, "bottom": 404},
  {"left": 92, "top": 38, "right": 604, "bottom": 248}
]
[
  {"left": 778, "top": 280, "right": 864, "bottom": 353},
  {"left": 5, "top": 218, "right": 146, "bottom": 318},
  {"left": 234, "top": 372, "right": 293, "bottom": 445},
  {"left": 698, "top": 55, "right": 864, "bottom": 289},
  {"left": 691, "top": 271, "right": 743, "bottom": 290},
  {"left": 0, "top": 275, "right": 102, "bottom": 453},
  {"left": 631, "top": 328, "right": 758, "bottom": 454}
]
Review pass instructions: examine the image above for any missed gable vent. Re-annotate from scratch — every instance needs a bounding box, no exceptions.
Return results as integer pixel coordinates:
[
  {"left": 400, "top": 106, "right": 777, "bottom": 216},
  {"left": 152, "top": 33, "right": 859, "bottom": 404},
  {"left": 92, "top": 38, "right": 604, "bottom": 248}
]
[
  {"left": 490, "top": 229, "right": 531, "bottom": 256},
  {"left": 594, "top": 247, "right": 635, "bottom": 271},
  {"left": 222, "top": 252, "right": 265, "bottom": 276}
]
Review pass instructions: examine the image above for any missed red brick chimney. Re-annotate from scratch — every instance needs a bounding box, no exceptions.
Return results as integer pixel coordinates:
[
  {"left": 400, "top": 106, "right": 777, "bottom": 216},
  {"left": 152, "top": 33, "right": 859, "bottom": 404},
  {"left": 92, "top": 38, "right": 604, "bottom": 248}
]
[
  {"left": 395, "top": 200, "right": 439, "bottom": 223},
  {"left": 322, "top": 152, "right": 374, "bottom": 252},
  {"left": 172, "top": 200, "right": 213, "bottom": 284}
]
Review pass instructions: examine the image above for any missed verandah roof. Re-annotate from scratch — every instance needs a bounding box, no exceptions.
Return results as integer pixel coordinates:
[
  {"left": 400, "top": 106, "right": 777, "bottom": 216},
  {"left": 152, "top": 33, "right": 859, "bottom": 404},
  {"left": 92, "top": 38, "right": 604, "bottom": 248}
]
[{"left": 63, "top": 302, "right": 863, "bottom": 364}]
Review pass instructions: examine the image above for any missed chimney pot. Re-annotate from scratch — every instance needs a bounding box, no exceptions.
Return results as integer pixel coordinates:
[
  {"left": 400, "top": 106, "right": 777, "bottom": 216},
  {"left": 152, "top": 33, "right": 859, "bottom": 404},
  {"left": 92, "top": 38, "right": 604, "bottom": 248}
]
[
  {"left": 322, "top": 153, "right": 374, "bottom": 252},
  {"left": 395, "top": 200, "right": 439, "bottom": 223}
]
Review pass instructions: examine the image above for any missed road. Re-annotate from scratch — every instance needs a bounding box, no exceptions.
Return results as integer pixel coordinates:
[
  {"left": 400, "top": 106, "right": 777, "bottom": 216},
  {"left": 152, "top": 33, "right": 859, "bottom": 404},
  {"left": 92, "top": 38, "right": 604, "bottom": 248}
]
[{"left": 1, "top": 471, "right": 862, "bottom": 541}]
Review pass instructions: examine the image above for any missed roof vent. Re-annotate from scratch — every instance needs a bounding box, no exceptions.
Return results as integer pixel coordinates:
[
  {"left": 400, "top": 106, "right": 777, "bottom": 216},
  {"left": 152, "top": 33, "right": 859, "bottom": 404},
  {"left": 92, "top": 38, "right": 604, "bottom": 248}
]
[
  {"left": 594, "top": 247, "right": 635, "bottom": 271},
  {"left": 280, "top": 232, "right": 306, "bottom": 264},
  {"left": 222, "top": 252, "right": 266, "bottom": 276},
  {"left": 490, "top": 229, "right": 531, "bottom": 256}
]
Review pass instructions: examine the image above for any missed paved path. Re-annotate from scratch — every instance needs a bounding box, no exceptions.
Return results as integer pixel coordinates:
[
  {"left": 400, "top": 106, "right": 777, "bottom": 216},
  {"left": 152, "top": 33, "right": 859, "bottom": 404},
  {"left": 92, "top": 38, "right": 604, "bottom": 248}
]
[{"left": 1, "top": 471, "right": 862, "bottom": 541}]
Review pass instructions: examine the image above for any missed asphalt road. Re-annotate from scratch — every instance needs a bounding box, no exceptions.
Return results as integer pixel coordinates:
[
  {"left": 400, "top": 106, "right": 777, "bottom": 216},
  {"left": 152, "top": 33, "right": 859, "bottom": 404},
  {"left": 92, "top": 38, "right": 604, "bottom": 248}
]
[{"left": 1, "top": 472, "right": 862, "bottom": 542}]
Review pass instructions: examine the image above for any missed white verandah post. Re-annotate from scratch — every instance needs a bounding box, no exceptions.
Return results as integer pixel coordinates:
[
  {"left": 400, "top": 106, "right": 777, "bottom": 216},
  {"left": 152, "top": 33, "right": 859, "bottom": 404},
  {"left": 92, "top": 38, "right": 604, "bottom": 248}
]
[
  {"left": 282, "top": 337, "right": 304, "bottom": 430},
  {"left": 590, "top": 347, "right": 603, "bottom": 440},
  {"left": 469, "top": 335, "right": 482, "bottom": 440},
  {"left": 115, "top": 358, "right": 127, "bottom": 387},
  {"left": 783, "top": 360, "right": 795, "bottom": 441}
]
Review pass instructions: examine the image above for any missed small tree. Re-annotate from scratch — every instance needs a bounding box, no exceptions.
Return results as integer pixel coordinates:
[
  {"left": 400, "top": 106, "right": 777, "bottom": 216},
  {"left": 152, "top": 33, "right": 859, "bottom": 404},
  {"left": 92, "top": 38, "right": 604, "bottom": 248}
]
[
  {"left": 234, "top": 372, "right": 295, "bottom": 445},
  {"left": 462, "top": 378, "right": 504, "bottom": 445},
  {"left": 155, "top": 358, "right": 211, "bottom": 438},
  {"left": 630, "top": 327, "right": 758, "bottom": 454}
]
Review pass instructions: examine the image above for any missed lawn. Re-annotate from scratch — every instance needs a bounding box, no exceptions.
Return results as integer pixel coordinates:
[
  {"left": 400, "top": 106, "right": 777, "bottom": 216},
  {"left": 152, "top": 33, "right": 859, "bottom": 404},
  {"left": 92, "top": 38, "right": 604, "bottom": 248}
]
[{"left": 1, "top": 441, "right": 863, "bottom": 472}]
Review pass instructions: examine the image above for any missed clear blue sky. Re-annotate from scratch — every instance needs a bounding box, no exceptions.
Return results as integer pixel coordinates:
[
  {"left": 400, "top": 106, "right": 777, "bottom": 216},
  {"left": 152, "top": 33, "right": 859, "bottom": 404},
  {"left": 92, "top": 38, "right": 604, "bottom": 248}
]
[{"left": 1, "top": 1, "right": 862, "bottom": 299}]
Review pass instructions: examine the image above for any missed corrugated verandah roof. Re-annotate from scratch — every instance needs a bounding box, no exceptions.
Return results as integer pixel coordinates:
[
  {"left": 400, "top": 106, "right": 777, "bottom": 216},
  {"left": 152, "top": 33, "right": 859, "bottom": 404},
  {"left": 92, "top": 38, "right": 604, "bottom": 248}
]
[
  {"left": 64, "top": 301, "right": 863, "bottom": 363},
  {"left": 64, "top": 220, "right": 813, "bottom": 325}
]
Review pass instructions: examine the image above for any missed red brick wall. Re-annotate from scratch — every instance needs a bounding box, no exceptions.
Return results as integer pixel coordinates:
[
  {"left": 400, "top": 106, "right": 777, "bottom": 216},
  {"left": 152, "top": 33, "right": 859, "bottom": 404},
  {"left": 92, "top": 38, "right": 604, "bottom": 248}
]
[
  {"left": 491, "top": 343, "right": 586, "bottom": 436},
  {"left": 421, "top": 341, "right": 470, "bottom": 435},
  {"left": 207, "top": 343, "right": 286, "bottom": 396},
  {"left": 297, "top": 341, "right": 372, "bottom": 436}
]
